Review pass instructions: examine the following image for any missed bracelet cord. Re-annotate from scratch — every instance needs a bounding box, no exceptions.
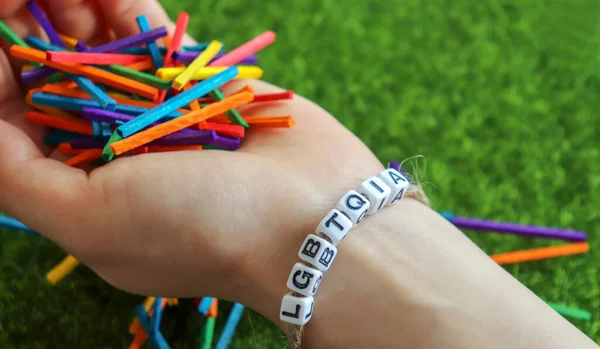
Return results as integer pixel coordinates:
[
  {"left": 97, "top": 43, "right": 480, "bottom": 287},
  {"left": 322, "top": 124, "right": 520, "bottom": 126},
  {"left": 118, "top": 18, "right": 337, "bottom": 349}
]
[{"left": 287, "top": 182, "right": 430, "bottom": 349}]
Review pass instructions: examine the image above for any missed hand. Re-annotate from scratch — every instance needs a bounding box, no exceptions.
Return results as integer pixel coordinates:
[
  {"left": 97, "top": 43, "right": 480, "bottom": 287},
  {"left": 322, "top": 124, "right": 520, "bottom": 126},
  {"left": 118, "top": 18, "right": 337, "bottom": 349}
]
[{"left": 0, "top": 0, "right": 386, "bottom": 322}]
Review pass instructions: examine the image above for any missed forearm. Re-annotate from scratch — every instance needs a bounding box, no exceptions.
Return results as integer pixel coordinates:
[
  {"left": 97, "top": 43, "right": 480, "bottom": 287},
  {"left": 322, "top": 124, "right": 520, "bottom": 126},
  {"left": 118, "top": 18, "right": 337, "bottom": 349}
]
[{"left": 240, "top": 199, "right": 597, "bottom": 348}]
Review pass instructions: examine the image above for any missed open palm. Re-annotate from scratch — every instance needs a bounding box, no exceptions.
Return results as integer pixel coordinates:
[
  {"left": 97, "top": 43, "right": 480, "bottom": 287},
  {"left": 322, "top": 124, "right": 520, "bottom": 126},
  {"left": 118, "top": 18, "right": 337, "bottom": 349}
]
[{"left": 0, "top": 0, "right": 385, "bottom": 323}]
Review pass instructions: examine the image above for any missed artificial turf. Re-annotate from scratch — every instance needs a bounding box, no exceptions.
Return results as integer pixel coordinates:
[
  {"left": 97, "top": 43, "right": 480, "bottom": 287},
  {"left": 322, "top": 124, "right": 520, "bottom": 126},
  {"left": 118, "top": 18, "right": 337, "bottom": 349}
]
[{"left": 1, "top": 0, "right": 599, "bottom": 347}]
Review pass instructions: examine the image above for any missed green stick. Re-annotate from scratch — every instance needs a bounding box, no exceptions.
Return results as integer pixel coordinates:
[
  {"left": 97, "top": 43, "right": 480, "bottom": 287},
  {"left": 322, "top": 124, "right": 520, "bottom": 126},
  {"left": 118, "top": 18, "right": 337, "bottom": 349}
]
[
  {"left": 199, "top": 317, "right": 216, "bottom": 349},
  {"left": 107, "top": 65, "right": 172, "bottom": 90},
  {"left": 547, "top": 302, "right": 591, "bottom": 321},
  {"left": 209, "top": 89, "right": 249, "bottom": 128}
]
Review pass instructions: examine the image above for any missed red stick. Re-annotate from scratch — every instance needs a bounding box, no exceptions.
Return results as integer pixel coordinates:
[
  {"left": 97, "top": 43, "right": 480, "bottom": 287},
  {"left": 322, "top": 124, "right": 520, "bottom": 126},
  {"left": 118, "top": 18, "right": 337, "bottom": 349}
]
[
  {"left": 203, "top": 122, "right": 245, "bottom": 138},
  {"left": 46, "top": 51, "right": 149, "bottom": 65}
]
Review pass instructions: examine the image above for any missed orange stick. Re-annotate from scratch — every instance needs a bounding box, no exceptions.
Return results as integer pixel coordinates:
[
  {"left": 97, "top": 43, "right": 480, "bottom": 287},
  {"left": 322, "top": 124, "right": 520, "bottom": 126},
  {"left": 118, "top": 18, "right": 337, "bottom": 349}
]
[
  {"left": 26, "top": 90, "right": 73, "bottom": 118},
  {"left": 64, "top": 149, "right": 102, "bottom": 167},
  {"left": 183, "top": 82, "right": 206, "bottom": 128},
  {"left": 207, "top": 299, "right": 219, "bottom": 318},
  {"left": 124, "top": 59, "right": 154, "bottom": 71},
  {"left": 248, "top": 119, "right": 295, "bottom": 129},
  {"left": 490, "top": 242, "right": 589, "bottom": 265},
  {"left": 47, "top": 51, "right": 150, "bottom": 65},
  {"left": 10, "top": 46, "right": 159, "bottom": 99},
  {"left": 110, "top": 92, "right": 253, "bottom": 155},
  {"left": 147, "top": 145, "right": 203, "bottom": 152},
  {"left": 26, "top": 110, "right": 94, "bottom": 135},
  {"left": 210, "top": 115, "right": 294, "bottom": 126},
  {"left": 128, "top": 329, "right": 148, "bottom": 349}
]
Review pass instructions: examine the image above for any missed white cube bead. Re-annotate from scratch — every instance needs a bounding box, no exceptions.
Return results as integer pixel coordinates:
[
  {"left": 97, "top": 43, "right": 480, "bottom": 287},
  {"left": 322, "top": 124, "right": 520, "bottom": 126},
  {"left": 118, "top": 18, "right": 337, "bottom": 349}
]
[
  {"left": 335, "top": 190, "right": 371, "bottom": 226},
  {"left": 315, "top": 209, "right": 353, "bottom": 246},
  {"left": 359, "top": 176, "right": 392, "bottom": 215},
  {"left": 286, "top": 263, "right": 324, "bottom": 297},
  {"left": 280, "top": 292, "right": 314, "bottom": 325},
  {"left": 377, "top": 168, "right": 410, "bottom": 206},
  {"left": 298, "top": 234, "right": 338, "bottom": 271}
]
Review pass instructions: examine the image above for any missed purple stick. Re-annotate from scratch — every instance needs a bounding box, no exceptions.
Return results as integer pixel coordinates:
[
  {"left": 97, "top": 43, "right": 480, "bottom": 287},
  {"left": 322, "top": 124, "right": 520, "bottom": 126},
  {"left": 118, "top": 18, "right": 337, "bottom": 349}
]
[
  {"left": 27, "top": 1, "right": 65, "bottom": 48},
  {"left": 81, "top": 107, "right": 195, "bottom": 133},
  {"left": 173, "top": 51, "right": 258, "bottom": 65},
  {"left": 88, "top": 27, "right": 167, "bottom": 53},
  {"left": 22, "top": 66, "right": 56, "bottom": 84},
  {"left": 451, "top": 216, "right": 587, "bottom": 242},
  {"left": 210, "top": 135, "right": 240, "bottom": 150},
  {"left": 388, "top": 160, "right": 400, "bottom": 171},
  {"left": 71, "top": 130, "right": 216, "bottom": 149},
  {"left": 75, "top": 41, "right": 89, "bottom": 51}
]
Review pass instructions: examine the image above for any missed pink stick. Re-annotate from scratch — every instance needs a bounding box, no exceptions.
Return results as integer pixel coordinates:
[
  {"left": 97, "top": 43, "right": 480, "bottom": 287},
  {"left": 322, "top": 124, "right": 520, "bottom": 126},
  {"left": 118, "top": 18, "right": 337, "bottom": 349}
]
[{"left": 208, "top": 31, "right": 275, "bottom": 67}]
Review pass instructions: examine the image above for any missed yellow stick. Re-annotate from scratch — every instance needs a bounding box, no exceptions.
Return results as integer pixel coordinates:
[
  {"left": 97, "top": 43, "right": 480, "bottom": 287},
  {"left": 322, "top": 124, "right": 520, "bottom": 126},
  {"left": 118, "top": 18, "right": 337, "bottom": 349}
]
[
  {"left": 172, "top": 40, "right": 223, "bottom": 90},
  {"left": 157, "top": 66, "right": 263, "bottom": 81},
  {"left": 46, "top": 255, "right": 80, "bottom": 285},
  {"left": 129, "top": 297, "right": 155, "bottom": 334}
]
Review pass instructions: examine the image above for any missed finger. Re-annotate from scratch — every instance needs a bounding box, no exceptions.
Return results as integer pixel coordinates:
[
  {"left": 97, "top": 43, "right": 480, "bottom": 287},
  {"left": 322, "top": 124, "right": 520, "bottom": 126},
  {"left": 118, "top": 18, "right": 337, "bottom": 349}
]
[
  {"left": 42, "top": 0, "right": 106, "bottom": 44},
  {"left": 0, "top": 118, "right": 90, "bottom": 242},
  {"left": 94, "top": 0, "right": 195, "bottom": 46},
  {"left": 0, "top": 0, "right": 29, "bottom": 18}
]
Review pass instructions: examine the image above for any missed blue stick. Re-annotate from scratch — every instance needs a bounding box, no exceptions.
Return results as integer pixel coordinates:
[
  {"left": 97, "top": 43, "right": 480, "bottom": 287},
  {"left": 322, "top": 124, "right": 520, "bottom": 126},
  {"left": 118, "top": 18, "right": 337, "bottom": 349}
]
[
  {"left": 134, "top": 305, "right": 170, "bottom": 349},
  {"left": 136, "top": 15, "right": 163, "bottom": 69},
  {"left": 65, "top": 73, "right": 116, "bottom": 110},
  {"left": 31, "top": 93, "right": 183, "bottom": 118},
  {"left": 151, "top": 297, "right": 164, "bottom": 335},
  {"left": 24, "top": 36, "right": 117, "bottom": 110},
  {"left": 117, "top": 66, "right": 239, "bottom": 137},
  {"left": 0, "top": 216, "right": 42, "bottom": 237},
  {"left": 120, "top": 44, "right": 211, "bottom": 55},
  {"left": 198, "top": 297, "right": 214, "bottom": 316},
  {"left": 216, "top": 303, "right": 245, "bottom": 349}
]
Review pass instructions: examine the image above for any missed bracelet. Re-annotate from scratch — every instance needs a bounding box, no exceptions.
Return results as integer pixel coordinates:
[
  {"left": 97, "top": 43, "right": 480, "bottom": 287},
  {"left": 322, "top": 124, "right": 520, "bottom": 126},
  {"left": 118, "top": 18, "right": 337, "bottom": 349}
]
[{"left": 280, "top": 161, "right": 417, "bottom": 347}]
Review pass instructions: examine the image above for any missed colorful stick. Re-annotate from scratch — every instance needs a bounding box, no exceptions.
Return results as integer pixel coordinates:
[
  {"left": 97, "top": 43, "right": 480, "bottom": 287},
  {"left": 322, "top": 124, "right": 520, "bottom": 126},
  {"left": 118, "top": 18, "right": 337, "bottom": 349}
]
[
  {"left": 162, "top": 12, "right": 189, "bottom": 68},
  {"left": 173, "top": 40, "right": 223, "bottom": 90},
  {"left": 208, "top": 30, "right": 275, "bottom": 66},
  {"left": 440, "top": 212, "right": 588, "bottom": 242},
  {"left": 0, "top": 216, "right": 41, "bottom": 237},
  {"left": 46, "top": 255, "right": 80, "bottom": 285},
  {"left": 200, "top": 317, "right": 216, "bottom": 349},
  {"left": 547, "top": 302, "right": 592, "bottom": 321},
  {"left": 0, "top": 20, "right": 29, "bottom": 47},
  {"left": 136, "top": 15, "right": 164, "bottom": 69},
  {"left": 11, "top": 46, "right": 159, "bottom": 99},
  {"left": 173, "top": 51, "right": 257, "bottom": 65},
  {"left": 215, "top": 303, "right": 245, "bottom": 349},
  {"left": 198, "top": 297, "right": 214, "bottom": 316},
  {"left": 27, "top": 1, "right": 65, "bottom": 48},
  {"left": 116, "top": 66, "right": 239, "bottom": 137},
  {"left": 156, "top": 66, "right": 263, "bottom": 81},
  {"left": 490, "top": 242, "right": 589, "bottom": 265},
  {"left": 47, "top": 51, "right": 149, "bottom": 65},
  {"left": 209, "top": 88, "right": 248, "bottom": 127},
  {"left": 88, "top": 27, "right": 167, "bottom": 53},
  {"left": 109, "top": 92, "right": 252, "bottom": 155}
]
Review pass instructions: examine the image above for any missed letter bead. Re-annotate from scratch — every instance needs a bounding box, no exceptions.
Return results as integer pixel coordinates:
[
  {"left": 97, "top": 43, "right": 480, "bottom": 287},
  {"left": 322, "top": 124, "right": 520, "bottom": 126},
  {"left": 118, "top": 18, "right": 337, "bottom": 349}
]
[
  {"left": 286, "top": 263, "right": 324, "bottom": 297},
  {"left": 377, "top": 168, "right": 409, "bottom": 206},
  {"left": 316, "top": 209, "right": 353, "bottom": 246},
  {"left": 335, "top": 190, "right": 371, "bottom": 226},
  {"left": 298, "top": 234, "right": 338, "bottom": 271},
  {"left": 280, "top": 292, "right": 315, "bottom": 325},
  {"left": 359, "top": 176, "right": 392, "bottom": 215}
]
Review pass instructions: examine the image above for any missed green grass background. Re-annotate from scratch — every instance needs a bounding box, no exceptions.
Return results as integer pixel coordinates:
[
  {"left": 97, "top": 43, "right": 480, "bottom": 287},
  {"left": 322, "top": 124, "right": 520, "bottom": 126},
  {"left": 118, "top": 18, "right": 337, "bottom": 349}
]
[{"left": 1, "top": 0, "right": 599, "bottom": 347}]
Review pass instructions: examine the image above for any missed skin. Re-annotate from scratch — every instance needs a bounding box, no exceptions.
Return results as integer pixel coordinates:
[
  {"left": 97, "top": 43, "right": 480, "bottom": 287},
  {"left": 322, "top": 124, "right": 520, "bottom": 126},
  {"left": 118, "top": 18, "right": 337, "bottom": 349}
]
[{"left": 0, "top": 1, "right": 597, "bottom": 348}]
